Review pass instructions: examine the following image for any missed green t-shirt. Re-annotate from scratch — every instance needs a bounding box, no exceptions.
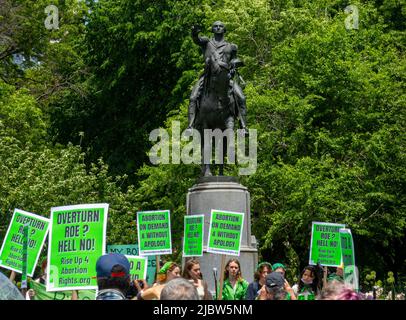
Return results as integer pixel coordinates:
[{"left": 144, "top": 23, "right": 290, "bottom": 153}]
[
  {"left": 221, "top": 278, "right": 249, "bottom": 300},
  {"left": 297, "top": 285, "right": 315, "bottom": 300}
]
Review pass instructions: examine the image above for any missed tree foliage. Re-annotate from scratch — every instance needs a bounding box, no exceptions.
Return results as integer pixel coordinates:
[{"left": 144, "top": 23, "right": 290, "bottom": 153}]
[{"left": 49, "top": 0, "right": 208, "bottom": 178}]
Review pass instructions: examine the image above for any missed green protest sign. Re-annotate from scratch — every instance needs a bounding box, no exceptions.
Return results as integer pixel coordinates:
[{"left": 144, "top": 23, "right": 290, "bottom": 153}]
[
  {"left": 183, "top": 215, "right": 204, "bottom": 257},
  {"left": 0, "top": 209, "right": 49, "bottom": 277},
  {"left": 107, "top": 244, "right": 140, "bottom": 256},
  {"left": 126, "top": 255, "right": 148, "bottom": 281},
  {"left": 107, "top": 245, "right": 156, "bottom": 285},
  {"left": 137, "top": 210, "right": 172, "bottom": 256},
  {"left": 47, "top": 203, "right": 108, "bottom": 292},
  {"left": 30, "top": 281, "right": 96, "bottom": 300},
  {"left": 207, "top": 209, "right": 244, "bottom": 256},
  {"left": 339, "top": 228, "right": 359, "bottom": 290},
  {"left": 309, "top": 221, "right": 345, "bottom": 266},
  {"left": 339, "top": 228, "right": 355, "bottom": 266}
]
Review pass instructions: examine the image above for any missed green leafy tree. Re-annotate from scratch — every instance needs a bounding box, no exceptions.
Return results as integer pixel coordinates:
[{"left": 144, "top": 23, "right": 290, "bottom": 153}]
[
  {"left": 49, "top": 0, "right": 209, "bottom": 179},
  {"left": 0, "top": 138, "right": 141, "bottom": 250}
]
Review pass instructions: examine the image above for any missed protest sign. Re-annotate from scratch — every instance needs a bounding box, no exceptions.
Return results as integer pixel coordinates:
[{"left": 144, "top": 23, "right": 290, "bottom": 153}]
[
  {"left": 107, "top": 244, "right": 156, "bottom": 284},
  {"left": 107, "top": 244, "right": 140, "bottom": 256},
  {"left": 47, "top": 203, "right": 108, "bottom": 291},
  {"left": 339, "top": 228, "right": 355, "bottom": 267},
  {"left": 339, "top": 228, "right": 359, "bottom": 290},
  {"left": 30, "top": 281, "right": 96, "bottom": 300},
  {"left": 207, "top": 209, "right": 244, "bottom": 256},
  {"left": 183, "top": 215, "right": 204, "bottom": 257},
  {"left": 0, "top": 209, "right": 49, "bottom": 277},
  {"left": 137, "top": 210, "right": 172, "bottom": 256},
  {"left": 309, "top": 221, "right": 345, "bottom": 266},
  {"left": 126, "top": 255, "right": 148, "bottom": 281}
]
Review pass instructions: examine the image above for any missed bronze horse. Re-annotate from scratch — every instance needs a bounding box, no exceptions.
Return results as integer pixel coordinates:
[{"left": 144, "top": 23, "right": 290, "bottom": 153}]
[
  {"left": 194, "top": 57, "right": 239, "bottom": 177},
  {"left": 188, "top": 22, "right": 247, "bottom": 177}
]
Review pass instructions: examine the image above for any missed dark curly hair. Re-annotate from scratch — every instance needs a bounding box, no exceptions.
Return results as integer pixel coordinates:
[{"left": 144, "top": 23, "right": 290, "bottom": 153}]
[{"left": 298, "top": 265, "right": 322, "bottom": 295}]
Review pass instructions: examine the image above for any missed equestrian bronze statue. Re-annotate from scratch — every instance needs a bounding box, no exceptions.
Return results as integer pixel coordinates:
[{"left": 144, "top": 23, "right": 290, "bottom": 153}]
[{"left": 187, "top": 21, "right": 248, "bottom": 177}]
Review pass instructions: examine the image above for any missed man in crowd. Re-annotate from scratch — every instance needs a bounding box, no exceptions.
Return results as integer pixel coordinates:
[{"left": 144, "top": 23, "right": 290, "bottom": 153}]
[
  {"left": 160, "top": 278, "right": 199, "bottom": 300},
  {"left": 257, "top": 271, "right": 296, "bottom": 300},
  {"left": 95, "top": 253, "right": 131, "bottom": 300}
]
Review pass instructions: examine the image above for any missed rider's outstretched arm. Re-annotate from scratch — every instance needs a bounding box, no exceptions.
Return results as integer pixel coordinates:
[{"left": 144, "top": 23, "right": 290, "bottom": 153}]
[{"left": 191, "top": 25, "right": 209, "bottom": 46}]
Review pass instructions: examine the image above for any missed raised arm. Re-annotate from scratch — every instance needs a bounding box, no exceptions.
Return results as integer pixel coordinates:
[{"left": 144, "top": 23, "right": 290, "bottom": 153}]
[{"left": 191, "top": 25, "right": 209, "bottom": 46}]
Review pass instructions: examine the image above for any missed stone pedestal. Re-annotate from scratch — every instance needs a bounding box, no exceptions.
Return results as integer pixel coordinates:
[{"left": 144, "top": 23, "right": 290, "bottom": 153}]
[{"left": 184, "top": 177, "right": 258, "bottom": 295}]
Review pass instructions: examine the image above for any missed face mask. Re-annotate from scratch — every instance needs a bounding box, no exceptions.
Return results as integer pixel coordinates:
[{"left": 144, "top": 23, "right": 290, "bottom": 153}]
[{"left": 301, "top": 277, "right": 313, "bottom": 285}]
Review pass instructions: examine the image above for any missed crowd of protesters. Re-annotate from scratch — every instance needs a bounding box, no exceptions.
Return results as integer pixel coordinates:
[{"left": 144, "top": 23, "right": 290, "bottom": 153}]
[
  {"left": 0, "top": 253, "right": 398, "bottom": 300},
  {"left": 95, "top": 255, "right": 364, "bottom": 300}
]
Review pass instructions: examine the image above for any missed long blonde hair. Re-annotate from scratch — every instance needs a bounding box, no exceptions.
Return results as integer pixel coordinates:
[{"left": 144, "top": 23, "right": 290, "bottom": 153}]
[{"left": 224, "top": 259, "right": 243, "bottom": 281}]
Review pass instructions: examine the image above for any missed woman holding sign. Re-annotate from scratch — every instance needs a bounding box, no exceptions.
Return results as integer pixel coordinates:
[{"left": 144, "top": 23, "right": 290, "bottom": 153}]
[
  {"left": 221, "top": 259, "right": 248, "bottom": 300},
  {"left": 182, "top": 259, "right": 212, "bottom": 300}
]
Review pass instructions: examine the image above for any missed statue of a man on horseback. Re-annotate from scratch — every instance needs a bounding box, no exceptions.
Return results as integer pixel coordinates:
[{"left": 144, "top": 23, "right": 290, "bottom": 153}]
[
  {"left": 187, "top": 21, "right": 248, "bottom": 133},
  {"left": 187, "top": 21, "right": 248, "bottom": 177}
]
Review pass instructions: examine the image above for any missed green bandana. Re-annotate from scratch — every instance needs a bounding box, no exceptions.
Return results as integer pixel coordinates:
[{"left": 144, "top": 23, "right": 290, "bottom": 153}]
[
  {"left": 272, "top": 263, "right": 286, "bottom": 271},
  {"left": 257, "top": 262, "right": 272, "bottom": 270},
  {"left": 158, "top": 261, "right": 174, "bottom": 275}
]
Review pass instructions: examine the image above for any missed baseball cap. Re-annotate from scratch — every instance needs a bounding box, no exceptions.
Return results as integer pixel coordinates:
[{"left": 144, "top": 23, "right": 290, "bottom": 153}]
[
  {"left": 96, "top": 253, "right": 130, "bottom": 278},
  {"left": 265, "top": 272, "right": 285, "bottom": 291}
]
